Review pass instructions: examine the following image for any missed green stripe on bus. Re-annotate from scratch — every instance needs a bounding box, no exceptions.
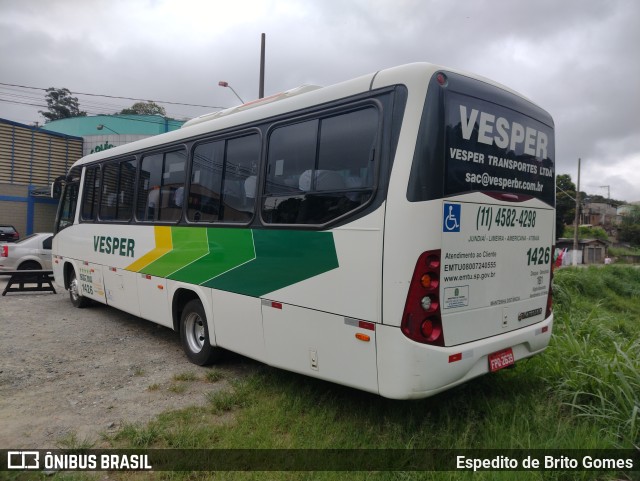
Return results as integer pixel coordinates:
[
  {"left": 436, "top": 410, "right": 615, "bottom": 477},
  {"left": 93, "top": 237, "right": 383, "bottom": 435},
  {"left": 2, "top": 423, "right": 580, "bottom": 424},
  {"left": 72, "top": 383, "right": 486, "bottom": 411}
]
[
  {"left": 139, "top": 227, "right": 209, "bottom": 278},
  {"left": 168, "top": 228, "right": 255, "bottom": 284},
  {"left": 202, "top": 230, "right": 339, "bottom": 297},
  {"left": 132, "top": 227, "right": 338, "bottom": 296}
]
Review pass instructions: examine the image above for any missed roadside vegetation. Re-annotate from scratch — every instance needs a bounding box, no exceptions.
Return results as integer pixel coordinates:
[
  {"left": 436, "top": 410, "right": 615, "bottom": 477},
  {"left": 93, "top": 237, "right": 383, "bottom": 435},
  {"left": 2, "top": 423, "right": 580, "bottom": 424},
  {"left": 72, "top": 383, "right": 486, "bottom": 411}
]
[
  {"left": 19, "top": 266, "right": 640, "bottom": 481},
  {"left": 562, "top": 225, "right": 609, "bottom": 241},
  {"left": 609, "top": 245, "right": 640, "bottom": 258}
]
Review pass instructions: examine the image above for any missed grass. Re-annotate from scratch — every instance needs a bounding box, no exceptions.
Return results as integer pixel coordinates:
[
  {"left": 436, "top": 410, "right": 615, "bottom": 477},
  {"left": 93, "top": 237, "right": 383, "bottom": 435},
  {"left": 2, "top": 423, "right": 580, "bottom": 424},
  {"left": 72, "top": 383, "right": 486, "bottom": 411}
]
[
  {"left": 55, "top": 431, "right": 95, "bottom": 450},
  {"left": 42, "top": 266, "right": 640, "bottom": 481},
  {"left": 609, "top": 245, "right": 640, "bottom": 257},
  {"left": 535, "top": 266, "right": 640, "bottom": 446},
  {"left": 173, "top": 371, "right": 198, "bottom": 382},
  {"left": 205, "top": 368, "right": 225, "bottom": 383},
  {"left": 167, "top": 383, "right": 188, "bottom": 394}
]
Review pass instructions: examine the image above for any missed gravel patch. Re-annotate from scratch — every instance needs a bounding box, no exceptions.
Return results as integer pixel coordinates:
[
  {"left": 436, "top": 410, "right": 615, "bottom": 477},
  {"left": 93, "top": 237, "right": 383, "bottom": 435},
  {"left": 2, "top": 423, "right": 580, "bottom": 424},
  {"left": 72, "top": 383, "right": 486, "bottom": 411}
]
[{"left": 0, "top": 279, "right": 248, "bottom": 448}]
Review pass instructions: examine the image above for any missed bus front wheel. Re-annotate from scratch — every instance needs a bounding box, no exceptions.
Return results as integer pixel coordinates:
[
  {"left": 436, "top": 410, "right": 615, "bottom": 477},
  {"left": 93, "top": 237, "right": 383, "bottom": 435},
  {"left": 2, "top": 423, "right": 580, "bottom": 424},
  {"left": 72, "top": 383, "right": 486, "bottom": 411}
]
[
  {"left": 180, "top": 299, "right": 221, "bottom": 366},
  {"left": 68, "top": 269, "right": 90, "bottom": 308}
]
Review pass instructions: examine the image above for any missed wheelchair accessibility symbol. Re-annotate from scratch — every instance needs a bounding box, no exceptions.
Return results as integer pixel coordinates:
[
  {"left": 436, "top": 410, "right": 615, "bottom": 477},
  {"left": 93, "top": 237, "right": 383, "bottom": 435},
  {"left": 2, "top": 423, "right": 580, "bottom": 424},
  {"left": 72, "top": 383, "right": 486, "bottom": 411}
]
[{"left": 443, "top": 203, "right": 461, "bottom": 232}]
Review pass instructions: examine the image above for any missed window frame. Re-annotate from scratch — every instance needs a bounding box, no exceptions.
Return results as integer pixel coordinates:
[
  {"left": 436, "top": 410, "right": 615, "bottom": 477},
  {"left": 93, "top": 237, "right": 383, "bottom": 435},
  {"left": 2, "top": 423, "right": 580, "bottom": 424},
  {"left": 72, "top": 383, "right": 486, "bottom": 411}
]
[
  {"left": 97, "top": 157, "right": 137, "bottom": 223},
  {"left": 185, "top": 128, "right": 262, "bottom": 226},
  {"left": 69, "top": 86, "right": 403, "bottom": 231},
  {"left": 135, "top": 146, "right": 188, "bottom": 224},
  {"left": 55, "top": 179, "right": 80, "bottom": 233},
  {"left": 259, "top": 99, "right": 384, "bottom": 228},
  {"left": 80, "top": 164, "right": 101, "bottom": 223}
]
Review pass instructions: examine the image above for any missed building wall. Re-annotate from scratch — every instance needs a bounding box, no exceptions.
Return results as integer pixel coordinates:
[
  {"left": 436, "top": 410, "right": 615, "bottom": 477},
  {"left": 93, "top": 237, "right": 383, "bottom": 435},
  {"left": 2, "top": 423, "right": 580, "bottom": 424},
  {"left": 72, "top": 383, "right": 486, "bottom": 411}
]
[
  {"left": 0, "top": 197, "right": 27, "bottom": 236},
  {"left": 0, "top": 182, "right": 59, "bottom": 236},
  {"left": 84, "top": 134, "right": 149, "bottom": 156},
  {"left": 0, "top": 119, "right": 82, "bottom": 236},
  {"left": 1, "top": 119, "right": 83, "bottom": 186},
  {"left": 2, "top": 115, "right": 184, "bottom": 236},
  {"left": 34, "top": 202, "right": 58, "bottom": 233}
]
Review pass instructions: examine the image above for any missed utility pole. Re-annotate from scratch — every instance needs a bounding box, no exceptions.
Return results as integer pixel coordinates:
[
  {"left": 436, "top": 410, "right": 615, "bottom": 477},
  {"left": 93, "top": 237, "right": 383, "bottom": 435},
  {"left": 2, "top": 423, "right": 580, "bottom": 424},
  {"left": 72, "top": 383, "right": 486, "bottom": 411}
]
[
  {"left": 572, "top": 158, "right": 581, "bottom": 266},
  {"left": 259, "top": 33, "right": 266, "bottom": 99}
]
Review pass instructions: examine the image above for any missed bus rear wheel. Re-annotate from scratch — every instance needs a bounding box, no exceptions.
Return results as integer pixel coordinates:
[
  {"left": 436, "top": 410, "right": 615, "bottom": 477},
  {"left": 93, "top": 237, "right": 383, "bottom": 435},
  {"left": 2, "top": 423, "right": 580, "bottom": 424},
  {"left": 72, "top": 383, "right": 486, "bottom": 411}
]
[{"left": 180, "top": 299, "right": 221, "bottom": 366}]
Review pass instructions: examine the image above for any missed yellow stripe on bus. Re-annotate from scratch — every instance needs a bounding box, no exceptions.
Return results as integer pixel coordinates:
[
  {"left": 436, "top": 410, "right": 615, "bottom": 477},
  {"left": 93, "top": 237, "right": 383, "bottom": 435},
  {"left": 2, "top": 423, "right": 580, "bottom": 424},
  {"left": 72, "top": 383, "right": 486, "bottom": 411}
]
[{"left": 125, "top": 226, "right": 173, "bottom": 272}]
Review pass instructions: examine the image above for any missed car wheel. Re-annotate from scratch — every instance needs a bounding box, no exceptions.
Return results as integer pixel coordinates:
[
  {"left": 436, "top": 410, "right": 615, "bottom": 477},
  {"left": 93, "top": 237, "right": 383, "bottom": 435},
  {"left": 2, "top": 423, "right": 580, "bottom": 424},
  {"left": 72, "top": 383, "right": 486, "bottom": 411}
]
[
  {"left": 69, "top": 269, "right": 90, "bottom": 308},
  {"left": 18, "top": 261, "right": 41, "bottom": 270},
  {"left": 180, "top": 299, "right": 221, "bottom": 366}
]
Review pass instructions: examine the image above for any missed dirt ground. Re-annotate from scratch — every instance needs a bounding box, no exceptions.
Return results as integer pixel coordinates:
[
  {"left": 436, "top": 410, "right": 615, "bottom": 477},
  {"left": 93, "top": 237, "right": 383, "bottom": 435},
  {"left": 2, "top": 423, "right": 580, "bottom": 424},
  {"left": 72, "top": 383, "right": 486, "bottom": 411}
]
[{"left": 0, "top": 278, "right": 249, "bottom": 449}]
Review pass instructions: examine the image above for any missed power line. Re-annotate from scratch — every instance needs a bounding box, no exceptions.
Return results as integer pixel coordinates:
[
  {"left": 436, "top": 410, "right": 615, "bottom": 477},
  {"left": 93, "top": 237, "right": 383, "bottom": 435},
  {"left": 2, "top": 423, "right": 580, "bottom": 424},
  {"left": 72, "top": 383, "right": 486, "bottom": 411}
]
[
  {"left": 0, "top": 97, "right": 190, "bottom": 126},
  {"left": 0, "top": 98, "right": 48, "bottom": 109},
  {"left": 0, "top": 87, "right": 202, "bottom": 120},
  {"left": 0, "top": 81, "right": 227, "bottom": 110}
]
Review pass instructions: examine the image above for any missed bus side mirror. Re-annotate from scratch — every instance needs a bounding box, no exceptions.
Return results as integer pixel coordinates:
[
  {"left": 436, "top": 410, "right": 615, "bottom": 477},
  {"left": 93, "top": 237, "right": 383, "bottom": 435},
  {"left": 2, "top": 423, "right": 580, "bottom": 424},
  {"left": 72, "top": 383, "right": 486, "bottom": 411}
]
[
  {"left": 51, "top": 180, "right": 62, "bottom": 199},
  {"left": 51, "top": 175, "right": 67, "bottom": 199}
]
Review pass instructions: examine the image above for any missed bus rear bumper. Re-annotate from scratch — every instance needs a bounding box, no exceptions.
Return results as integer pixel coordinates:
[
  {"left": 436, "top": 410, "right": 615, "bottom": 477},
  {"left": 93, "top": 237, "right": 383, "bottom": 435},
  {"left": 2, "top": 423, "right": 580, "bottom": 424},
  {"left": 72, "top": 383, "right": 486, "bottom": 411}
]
[{"left": 376, "top": 314, "right": 553, "bottom": 400}]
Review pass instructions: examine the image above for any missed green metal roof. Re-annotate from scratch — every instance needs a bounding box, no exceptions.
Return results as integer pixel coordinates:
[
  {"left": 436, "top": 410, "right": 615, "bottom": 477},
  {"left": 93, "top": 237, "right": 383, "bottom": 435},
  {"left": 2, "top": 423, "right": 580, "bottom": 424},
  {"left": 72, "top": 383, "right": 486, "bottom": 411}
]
[{"left": 41, "top": 115, "right": 185, "bottom": 136}]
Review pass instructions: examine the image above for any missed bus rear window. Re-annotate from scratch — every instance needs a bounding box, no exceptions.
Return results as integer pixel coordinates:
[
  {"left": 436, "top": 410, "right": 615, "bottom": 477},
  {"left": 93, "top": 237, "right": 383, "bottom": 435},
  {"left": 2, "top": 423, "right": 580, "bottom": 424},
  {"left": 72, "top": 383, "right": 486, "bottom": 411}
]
[
  {"left": 407, "top": 72, "right": 555, "bottom": 206},
  {"left": 444, "top": 92, "right": 555, "bottom": 205}
]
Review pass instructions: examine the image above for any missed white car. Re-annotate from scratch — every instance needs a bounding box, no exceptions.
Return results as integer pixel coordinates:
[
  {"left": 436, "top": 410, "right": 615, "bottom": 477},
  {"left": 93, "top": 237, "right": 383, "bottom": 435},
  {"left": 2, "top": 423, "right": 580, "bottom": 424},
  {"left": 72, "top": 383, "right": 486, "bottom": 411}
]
[{"left": 0, "top": 233, "right": 54, "bottom": 271}]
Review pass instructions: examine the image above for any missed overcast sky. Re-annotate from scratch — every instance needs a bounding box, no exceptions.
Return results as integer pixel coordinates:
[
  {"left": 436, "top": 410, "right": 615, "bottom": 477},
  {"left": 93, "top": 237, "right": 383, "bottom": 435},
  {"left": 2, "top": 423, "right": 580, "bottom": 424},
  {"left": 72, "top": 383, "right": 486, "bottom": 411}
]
[{"left": 1, "top": 0, "right": 638, "bottom": 201}]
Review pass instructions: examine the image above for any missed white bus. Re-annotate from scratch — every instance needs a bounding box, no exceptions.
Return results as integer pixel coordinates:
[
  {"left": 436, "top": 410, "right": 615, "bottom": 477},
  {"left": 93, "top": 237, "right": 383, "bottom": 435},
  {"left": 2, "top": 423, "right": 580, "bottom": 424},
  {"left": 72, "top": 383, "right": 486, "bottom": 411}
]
[{"left": 52, "top": 63, "right": 555, "bottom": 399}]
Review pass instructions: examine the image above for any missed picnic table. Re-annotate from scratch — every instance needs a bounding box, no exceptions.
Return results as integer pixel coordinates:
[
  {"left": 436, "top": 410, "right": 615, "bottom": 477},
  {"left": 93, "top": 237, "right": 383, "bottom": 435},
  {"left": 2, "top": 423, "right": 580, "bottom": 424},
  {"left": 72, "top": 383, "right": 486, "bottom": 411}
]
[{"left": 0, "top": 270, "right": 57, "bottom": 296}]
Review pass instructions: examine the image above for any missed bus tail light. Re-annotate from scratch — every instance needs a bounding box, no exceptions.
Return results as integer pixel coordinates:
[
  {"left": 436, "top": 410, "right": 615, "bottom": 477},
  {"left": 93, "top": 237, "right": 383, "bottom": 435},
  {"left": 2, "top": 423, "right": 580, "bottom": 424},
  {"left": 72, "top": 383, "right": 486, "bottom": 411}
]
[
  {"left": 401, "top": 250, "right": 445, "bottom": 346},
  {"left": 546, "top": 245, "right": 555, "bottom": 319}
]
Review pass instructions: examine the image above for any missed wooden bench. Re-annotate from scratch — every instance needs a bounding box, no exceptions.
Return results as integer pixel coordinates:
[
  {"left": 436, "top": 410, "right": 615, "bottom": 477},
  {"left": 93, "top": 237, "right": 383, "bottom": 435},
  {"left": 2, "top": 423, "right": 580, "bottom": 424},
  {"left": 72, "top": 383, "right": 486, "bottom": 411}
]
[{"left": 0, "top": 270, "right": 57, "bottom": 296}]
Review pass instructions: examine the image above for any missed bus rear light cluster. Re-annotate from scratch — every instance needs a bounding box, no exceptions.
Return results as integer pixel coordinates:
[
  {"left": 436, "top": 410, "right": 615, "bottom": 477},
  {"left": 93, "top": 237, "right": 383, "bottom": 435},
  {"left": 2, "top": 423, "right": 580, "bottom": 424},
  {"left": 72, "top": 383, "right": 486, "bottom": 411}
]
[
  {"left": 401, "top": 250, "right": 445, "bottom": 346},
  {"left": 546, "top": 245, "right": 555, "bottom": 319}
]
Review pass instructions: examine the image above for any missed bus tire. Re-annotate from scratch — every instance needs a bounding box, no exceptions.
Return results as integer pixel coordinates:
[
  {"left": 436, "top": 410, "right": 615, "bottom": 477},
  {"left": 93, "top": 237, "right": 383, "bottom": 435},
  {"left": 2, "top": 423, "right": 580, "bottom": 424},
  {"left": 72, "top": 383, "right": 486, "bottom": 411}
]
[
  {"left": 180, "top": 299, "right": 221, "bottom": 366},
  {"left": 68, "top": 268, "right": 90, "bottom": 308}
]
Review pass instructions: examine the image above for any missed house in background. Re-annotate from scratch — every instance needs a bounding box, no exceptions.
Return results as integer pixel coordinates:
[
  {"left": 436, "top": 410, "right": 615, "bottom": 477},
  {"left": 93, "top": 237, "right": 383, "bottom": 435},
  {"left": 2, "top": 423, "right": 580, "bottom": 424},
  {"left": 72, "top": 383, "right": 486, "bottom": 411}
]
[{"left": 556, "top": 238, "right": 609, "bottom": 265}]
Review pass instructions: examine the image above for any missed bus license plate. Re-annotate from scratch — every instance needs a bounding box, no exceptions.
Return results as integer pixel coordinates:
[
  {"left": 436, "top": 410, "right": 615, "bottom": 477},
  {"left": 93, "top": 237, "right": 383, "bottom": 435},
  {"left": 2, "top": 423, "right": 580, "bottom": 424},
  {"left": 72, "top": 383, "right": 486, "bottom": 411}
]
[{"left": 489, "top": 348, "right": 514, "bottom": 372}]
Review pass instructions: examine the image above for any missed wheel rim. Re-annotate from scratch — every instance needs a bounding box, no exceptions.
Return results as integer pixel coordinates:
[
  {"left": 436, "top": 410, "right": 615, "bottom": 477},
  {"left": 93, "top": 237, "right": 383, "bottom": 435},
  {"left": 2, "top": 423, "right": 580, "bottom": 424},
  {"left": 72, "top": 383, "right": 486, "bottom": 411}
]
[
  {"left": 185, "top": 312, "right": 205, "bottom": 353},
  {"left": 70, "top": 276, "right": 80, "bottom": 301}
]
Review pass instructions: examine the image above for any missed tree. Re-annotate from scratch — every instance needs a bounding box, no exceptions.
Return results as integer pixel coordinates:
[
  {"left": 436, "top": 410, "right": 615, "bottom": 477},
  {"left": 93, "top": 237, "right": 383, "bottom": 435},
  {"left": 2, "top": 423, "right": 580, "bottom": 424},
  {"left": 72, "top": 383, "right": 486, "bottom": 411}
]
[
  {"left": 555, "top": 174, "right": 576, "bottom": 239},
  {"left": 119, "top": 101, "right": 166, "bottom": 116},
  {"left": 563, "top": 225, "right": 608, "bottom": 241},
  {"left": 619, "top": 205, "right": 640, "bottom": 246},
  {"left": 39, "top": 87, "right": 87, "bottom": 121}
]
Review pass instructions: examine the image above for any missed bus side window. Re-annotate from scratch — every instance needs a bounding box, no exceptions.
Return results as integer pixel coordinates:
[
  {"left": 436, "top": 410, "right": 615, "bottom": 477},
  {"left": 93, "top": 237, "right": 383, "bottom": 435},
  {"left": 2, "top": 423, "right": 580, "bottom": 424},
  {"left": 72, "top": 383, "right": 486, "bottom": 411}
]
[
  {"left": 262, "top": 107, "right": 378, "bottom": 225},
  {"left": 137, "top": 150, "right": 185, "bottom": 223},
  {"left": 187, "top": 140, "right": 224, "bottom": 222},
  {"left": 219, "top": 133, "right": 260, "bottom": 223},
  {"left": 81, "top": 166, "right": 100, "bottom": 221},
  {"left": 100, "top": 162, "right": 118, "bottom": 220}
]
